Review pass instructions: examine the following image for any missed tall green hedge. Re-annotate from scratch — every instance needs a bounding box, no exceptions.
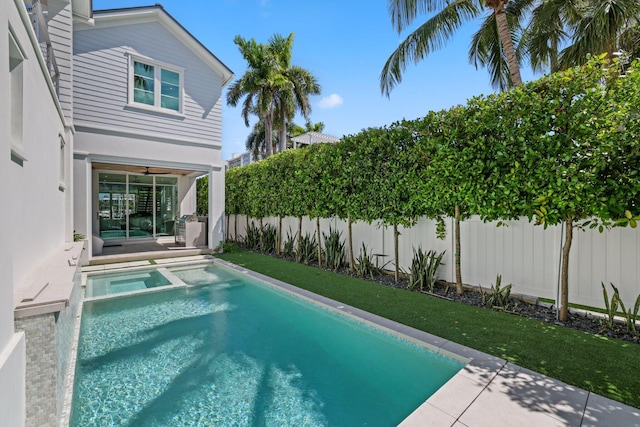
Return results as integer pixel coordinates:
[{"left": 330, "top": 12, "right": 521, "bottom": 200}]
[{"left": 224, "top": 57, "right": 640, "bottom": 318}]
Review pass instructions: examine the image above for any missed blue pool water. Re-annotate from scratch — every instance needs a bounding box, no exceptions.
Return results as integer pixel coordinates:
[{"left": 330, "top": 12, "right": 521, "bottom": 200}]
[
  {"left": 85, "top": 269, "right": 172, "bottom": 297},
  {"left": 72, "top": 264, "right": 463, "bottom": 426}
]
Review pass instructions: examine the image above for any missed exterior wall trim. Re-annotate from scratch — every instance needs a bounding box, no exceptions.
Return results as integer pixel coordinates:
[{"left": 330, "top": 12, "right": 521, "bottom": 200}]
[{"left": 73, "top": 121, "right": 222, "bottom": 149}]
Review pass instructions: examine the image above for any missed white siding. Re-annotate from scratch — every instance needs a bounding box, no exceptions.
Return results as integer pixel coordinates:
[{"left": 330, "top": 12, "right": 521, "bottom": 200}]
[
  {"left": 1, "top": 0, "right": 74, "bottom": 424},
  {"left": 73, "top": 21, "right": 224, "bottom": 145},
  {"left": 47, "top": 0, "right": 73, "bottom": 121}
]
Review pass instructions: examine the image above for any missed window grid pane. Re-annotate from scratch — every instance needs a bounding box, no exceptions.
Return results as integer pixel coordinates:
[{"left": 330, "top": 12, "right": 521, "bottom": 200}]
[
  {"left": 132, "top": 61, "right": 181, "bottom": 111},
  {"left": 161, "top": 95, "right": 180, "bottom": 111}
]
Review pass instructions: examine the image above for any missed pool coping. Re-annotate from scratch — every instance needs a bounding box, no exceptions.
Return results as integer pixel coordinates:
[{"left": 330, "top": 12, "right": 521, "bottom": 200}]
[{"left": 63, "top": 257, "right": 640, "bottom": 427}]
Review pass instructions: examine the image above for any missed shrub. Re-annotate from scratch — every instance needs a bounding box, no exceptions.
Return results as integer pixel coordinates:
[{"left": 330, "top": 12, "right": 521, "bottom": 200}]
[
  {"left": 282, "top": 227, "right": 296, "bottom": 258},
  {"left": 296, "top": 233, "right": 318, "bottom": 265},
  {"left": 407, "top": 248, "right": 445, "bottom": 292},
  {"left": 242, "top": 222, "right": 261, "bottom": 250},
  {"left": 322, "top": 227, "right": 346, "bottom": 270},
  {"left": 260, "top": 223, "right": 277, "bottom": 254},
  {"left": 481, "top": 275, "right": 512, "bottom": 309},
  {"left": 354, "top": 243, "right": 387, "bottom": 279}
]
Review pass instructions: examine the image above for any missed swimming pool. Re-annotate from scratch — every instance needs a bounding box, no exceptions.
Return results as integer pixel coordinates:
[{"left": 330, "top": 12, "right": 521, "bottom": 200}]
[
  {"left": 72, "top": 263, "right": 464, "bottom": 426},
  {"left": 84, "top": 269, "right": 173, "bottom": 297}
]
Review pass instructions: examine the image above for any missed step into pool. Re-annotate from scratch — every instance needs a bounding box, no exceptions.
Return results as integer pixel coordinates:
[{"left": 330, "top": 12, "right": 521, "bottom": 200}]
[
  {"left": 84, "top": 269, "right": 172, "bottom": 297},
  {"left": 72, "top": 263, "right": 463, "bottom": 426}
]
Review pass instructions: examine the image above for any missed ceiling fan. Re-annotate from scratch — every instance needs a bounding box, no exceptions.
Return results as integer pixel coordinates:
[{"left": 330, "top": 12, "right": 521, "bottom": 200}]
[{"left": 143, "top": 166, "right": 171, "bottom": 175}]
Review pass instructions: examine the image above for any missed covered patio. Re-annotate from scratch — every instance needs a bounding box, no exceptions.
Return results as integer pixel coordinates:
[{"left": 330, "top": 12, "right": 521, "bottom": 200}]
[{"left": 89, "top": 237, "right": 211, "bottom": 265}]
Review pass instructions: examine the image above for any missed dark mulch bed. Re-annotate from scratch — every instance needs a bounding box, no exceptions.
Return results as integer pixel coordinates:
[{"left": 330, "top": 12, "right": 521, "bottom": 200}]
[
  {"left": 267, "top": 251, "right": 639, "bottom": 345},
  {"left": 352, "top": 268, "right": 640, "bottom": 344}
]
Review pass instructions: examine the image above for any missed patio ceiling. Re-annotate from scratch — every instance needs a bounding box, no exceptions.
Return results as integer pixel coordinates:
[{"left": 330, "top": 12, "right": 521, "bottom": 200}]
[{"left": 93, "top": 162, "right": 195, "bottom": 176}]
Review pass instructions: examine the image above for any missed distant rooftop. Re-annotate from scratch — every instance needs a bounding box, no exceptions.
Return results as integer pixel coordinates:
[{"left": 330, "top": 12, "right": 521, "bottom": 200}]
[{"left": 291, "top": 131, "right": 340, "bottom": 146}]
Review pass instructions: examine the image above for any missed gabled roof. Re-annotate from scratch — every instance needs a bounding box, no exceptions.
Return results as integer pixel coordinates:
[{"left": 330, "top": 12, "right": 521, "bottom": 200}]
[
  {"left": 291, "top": 131, "right": 341, "bottom": 146},
  {"left": 78, "top": 5, "right": 234, "bottom": 86}
]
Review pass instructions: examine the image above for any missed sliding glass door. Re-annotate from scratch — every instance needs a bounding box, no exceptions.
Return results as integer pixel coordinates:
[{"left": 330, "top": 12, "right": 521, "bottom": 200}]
[
  {"left": 98, "top": 172, "right": 178, "bottom": 240},
  {"left": 155, "top": 176, "right": 178, "bottom": 236},
  {"left": 128, "top": 175, "right": 154, "bottom": 238}
]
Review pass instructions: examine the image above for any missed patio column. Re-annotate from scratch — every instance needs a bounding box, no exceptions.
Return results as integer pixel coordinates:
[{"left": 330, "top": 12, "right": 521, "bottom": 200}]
[{"left": 208, "top": 166, "right": 225, "bottom": 250}]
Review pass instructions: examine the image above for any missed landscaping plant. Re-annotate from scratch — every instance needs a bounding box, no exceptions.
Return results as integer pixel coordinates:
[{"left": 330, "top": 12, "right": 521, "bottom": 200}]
[
  {"left": 322, "top": 227, "right": 346, "bottom": 271},
  {"left": 481, "top": 275, "right": 512, "bottom": 310},
  {"left": 407, "top": 247, "right": 445, "bottom": 292},
  {"left": 282, "top": 227, "right": 296, "bottom": 258},
  {"left": 243, "top": 222, "right": 261, "bottom": 251},
  {"left": 601, "top": 282, "right": 640, "bottom": 338},
  {"left": 260, "top": 223, "right": 277, "bottom": 254},
  {"left": 354, "top": 243, "right": 387, "bottom": 279},
  {"left": 295, "top": 232, "right": 318, "bottom": 265}
]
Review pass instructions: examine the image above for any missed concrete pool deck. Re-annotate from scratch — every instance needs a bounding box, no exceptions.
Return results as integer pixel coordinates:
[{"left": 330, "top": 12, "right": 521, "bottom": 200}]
[{"left": 79, "top": 256, "right": 640, "bottom": 427}]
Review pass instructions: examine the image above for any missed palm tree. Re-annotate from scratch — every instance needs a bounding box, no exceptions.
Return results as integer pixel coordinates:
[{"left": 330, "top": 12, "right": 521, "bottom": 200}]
[
  {"left": 269, "top": 34, "right": 321, "bottom": 153},
  {"left": 381, "top": 0, "right": 523, "bottom": 95},
  {"left": 245, "top": 118, "right": 277, "bottom": 161},
  {"left": 227, "top": 35, "right": 290, "bottom": 158},
  {"left": 518, "top": 0, "right": 640, "bottom": 73},
  {"left": 558, "top": 0, "right": 640, "bottom": 69},
  {"left": 513, "top": 0, "right": 582, "bottom": 74}
]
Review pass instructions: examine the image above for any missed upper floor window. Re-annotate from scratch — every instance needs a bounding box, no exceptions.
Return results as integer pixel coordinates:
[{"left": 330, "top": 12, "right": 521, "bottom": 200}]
[{"left": 129, "top": 56, "right": 183, "bottom": 113}]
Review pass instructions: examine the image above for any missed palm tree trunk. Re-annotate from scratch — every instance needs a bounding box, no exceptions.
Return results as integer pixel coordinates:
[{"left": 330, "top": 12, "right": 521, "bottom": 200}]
[
  {"left": 488, "top": 0, "right": 522, "bottom": 87},
  {"left": 454, "top": 205, "right": 463, "bottom": 295},
  {"left": 559, "top": 217, "right": 574, "bottom": 322},
  {"left": 265, "top": 111, "right": 274, "bottom": 157},
  {"left": 550, "top": 37, "right": 559, "bottom": 73},
  {"left": 279, "top": 112, "right": 287, "bottom": 152},
  {"left": 234, "top": 214, "right": 238, "bottom": 242}
]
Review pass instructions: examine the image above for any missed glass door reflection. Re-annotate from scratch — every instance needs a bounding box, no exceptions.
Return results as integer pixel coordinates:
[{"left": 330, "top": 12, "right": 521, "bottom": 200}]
[
  {"left": 98, "top": 173, "right": 127, "bottom": 239},
  {"left": 128, "top": 175, "right": 154, "bottom": 238}
]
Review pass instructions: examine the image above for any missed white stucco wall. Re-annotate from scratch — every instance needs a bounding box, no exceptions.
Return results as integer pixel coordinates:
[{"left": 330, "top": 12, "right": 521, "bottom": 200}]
[{"left": 1, "top": 0, "right": 75, "bottom": 424}]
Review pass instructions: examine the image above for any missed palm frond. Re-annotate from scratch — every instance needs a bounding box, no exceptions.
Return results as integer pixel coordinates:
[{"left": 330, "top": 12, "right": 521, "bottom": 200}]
[
  {"left": 381, "top": 0, "right": 480, "bottom": 97},
  {"left": 558, "top": 0, "right": 640, "bottom": 69},
  {"left": 388, "top": 0, "right": 455, "bottom": 33},
  {"left": 469, "top": 13, "right": 510, "bottom": 91}
]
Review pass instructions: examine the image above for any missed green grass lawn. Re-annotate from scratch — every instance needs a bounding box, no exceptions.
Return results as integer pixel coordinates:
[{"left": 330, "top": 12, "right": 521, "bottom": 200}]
[{"left": 217, "top": 249, "right": 640, "bottom": 409}]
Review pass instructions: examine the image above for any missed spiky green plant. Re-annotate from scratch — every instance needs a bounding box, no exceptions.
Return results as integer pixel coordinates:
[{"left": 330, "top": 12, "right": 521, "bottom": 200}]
[
  {"left": 407, "top": 248, "right": 445, "bottom": 292},
  {"left": 243, "top": 222, "right": 261, "bottom": 250},
  {"left": 601, "top": 282, "right": 620, "bottom": 331},
  {"left": 322, "top": 227, "right": 346, "bottom": 271},
  {"left": 295, "top": 233, "right": 318, "bottom": 265},
  {"left": 260, "top": 223, "right": 277, "bottom": 254},
  {"left": 482, "top": 274, "right": 512, "bottom": 309},
  {"left": 604, "top": 282, "right": 640, "bottom": 338},
  {"left": 282, "top": 227, "right": 297, "bottom": 258},
  {"left": 354, "top": 243, "right": 388, "bottom": 279}
]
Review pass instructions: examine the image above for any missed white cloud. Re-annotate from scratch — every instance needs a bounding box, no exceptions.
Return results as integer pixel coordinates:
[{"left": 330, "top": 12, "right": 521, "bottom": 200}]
[{"left": 318, "top": 93, "right": 343, "bottom": 109}]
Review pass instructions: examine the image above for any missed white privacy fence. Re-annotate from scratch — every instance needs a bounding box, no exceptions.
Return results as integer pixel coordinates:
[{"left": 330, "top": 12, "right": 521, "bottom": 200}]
[{"left": 227, "top": 215, "right": 640, "bottom": 310}]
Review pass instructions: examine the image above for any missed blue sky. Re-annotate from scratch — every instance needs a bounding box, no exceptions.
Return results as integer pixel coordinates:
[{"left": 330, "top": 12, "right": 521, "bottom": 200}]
[{"left": 93, "top": 0, "right": 540, "bottom": 160}]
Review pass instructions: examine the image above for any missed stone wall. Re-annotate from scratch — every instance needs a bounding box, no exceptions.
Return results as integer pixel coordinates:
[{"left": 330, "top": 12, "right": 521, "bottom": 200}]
[
  {"left": 56, "top": 272, "right": 83, "bottom": 422},
  {"left": 15, "top": 313, "right": 57, "bottom": 427},
  {"left": 14, "top": 269, "right": 82, "bottom": 427}
]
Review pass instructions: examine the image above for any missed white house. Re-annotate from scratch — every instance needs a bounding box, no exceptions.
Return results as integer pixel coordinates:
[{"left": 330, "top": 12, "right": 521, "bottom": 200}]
[
  {"left": 73, "top": 5, "right": 233, "bottom": 255},
  {"left": 0, "top": 1, "right": 232, "bottom": 425}
]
